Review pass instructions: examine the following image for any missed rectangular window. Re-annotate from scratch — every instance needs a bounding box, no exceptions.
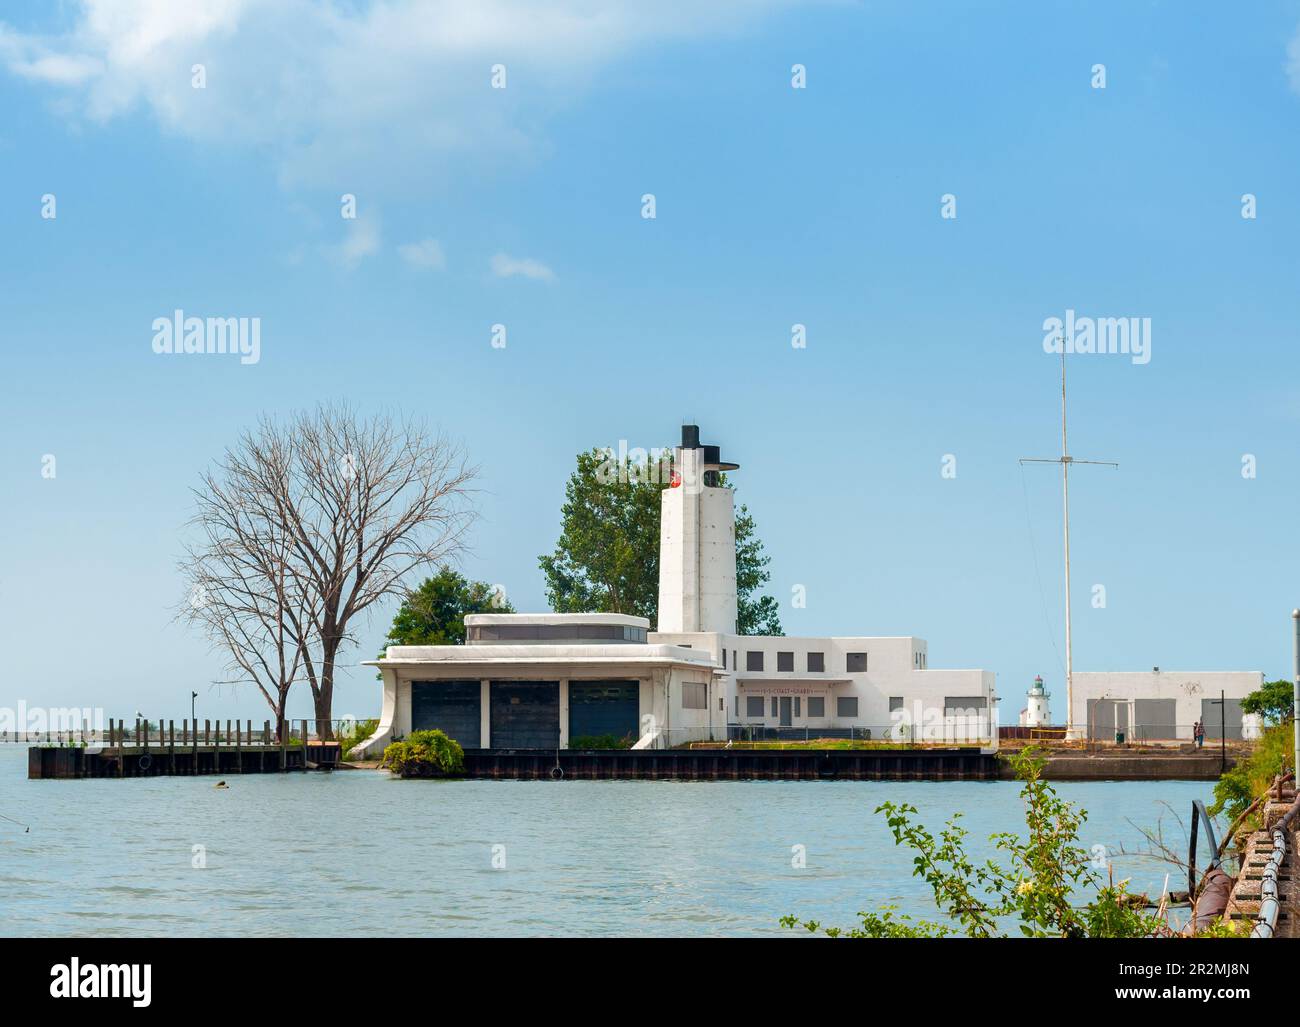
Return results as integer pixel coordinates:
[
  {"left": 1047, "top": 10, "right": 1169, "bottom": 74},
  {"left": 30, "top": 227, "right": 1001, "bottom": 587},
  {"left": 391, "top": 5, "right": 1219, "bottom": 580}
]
[
  {"left": 794, "top": 697, "right": 801, "bottom": 718},
  {"left": 682, "top": 682, "right": 707, "bottom": 709},
  {"left": 807, "top": 696, "right": 825, "bottom": 718},
  {"left": 807, "top": 652, "right": 825, "bottom": 673},
  {"left": 746, "top": 696, "right": 764, "bottom": 718},
  {"left": 847, "top": 652, "right": 868, "bottom": 673},
  {"left": 746, "top": 651, "right": 764, "bottom": 672},
  {"left": 837, "top": 696, "right": 859, "bottom": 718},
  {"left": 771, "top": 697, "right": 778, "bottom": 717},
  {"left": 718, "top": 697, "right": 724, "bottom": 711},
  {"left": 889, "top": 696, "right": 904, "bottom": 712},
  {"left": 734, "top": 695, "right": 739, "bottom": 717},
  {"left": 777, "top": 651, "right": 794, "bottom": 672}
]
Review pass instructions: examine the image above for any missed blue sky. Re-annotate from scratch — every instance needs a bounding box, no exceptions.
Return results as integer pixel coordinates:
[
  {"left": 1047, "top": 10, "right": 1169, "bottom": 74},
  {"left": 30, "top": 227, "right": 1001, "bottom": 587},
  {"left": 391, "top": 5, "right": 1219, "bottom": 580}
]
[{"left": 3, "top": 0, "right": 1300, "bottom": 726}]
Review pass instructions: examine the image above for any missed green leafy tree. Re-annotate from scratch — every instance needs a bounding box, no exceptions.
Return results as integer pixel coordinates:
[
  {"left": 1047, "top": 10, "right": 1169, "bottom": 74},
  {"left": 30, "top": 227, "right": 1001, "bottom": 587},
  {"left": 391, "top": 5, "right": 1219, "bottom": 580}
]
[
  {"left": 382, "top": 567, "right": 514, "bottom": 650},
  {"left": 785, "top": 749, "right": 1166, "bottom": 938},
  {"left": 735, "top": 502, "right": 782, "bottom": 635},
  {"left": 538, "top": 450, "right": 662, "bottom": 622},
  {"left": 539, "top": 449, "right": 781, "bottom": 633},
  {"left": 1240, "top": 679, "right": 1295, "bottom": 725}
]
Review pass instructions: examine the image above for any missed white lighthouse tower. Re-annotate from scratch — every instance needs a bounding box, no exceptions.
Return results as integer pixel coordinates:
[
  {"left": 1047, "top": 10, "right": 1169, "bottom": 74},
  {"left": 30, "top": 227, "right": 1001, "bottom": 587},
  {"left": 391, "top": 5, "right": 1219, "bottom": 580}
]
[
  {"left": 656, "top": 425, "right": 739, "bottom": 634},
  {"left": 1019, "top": 675, "right": 1052, "bottom": 728}
]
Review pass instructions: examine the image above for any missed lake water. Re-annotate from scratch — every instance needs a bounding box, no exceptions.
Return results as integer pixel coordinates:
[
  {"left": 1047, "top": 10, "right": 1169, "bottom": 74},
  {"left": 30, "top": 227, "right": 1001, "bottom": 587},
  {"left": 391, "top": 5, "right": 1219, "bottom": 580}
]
[{"left": 0, "top": 745, "right": 1215, "bottom": 936}]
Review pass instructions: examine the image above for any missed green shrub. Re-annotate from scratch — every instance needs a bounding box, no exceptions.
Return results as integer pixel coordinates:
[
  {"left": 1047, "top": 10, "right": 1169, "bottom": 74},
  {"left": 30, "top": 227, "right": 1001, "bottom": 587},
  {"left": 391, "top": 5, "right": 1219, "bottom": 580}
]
[
  {"left": 382, "top": 729, "right": 465, "bottom": 777},
  {"left": 338, "top": 718, "right": 379, "bottom": 760},
  {"left": 568, "top": 733, "right": 635, "bottom": 750},
  {"left": 1210, "top": 721, "right": 1292, "bottom": 824},
  {"left": 784, "top": 747, "right": 1167, "bottom": 938}
]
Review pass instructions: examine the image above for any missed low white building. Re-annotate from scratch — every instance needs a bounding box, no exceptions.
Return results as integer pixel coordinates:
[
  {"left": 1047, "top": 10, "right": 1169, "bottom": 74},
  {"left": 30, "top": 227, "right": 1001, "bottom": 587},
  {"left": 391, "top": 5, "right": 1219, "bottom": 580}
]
[
  {"left": 354, "top": 424, "right": 998, "bottom": 755},
  {"left": 1071, "top": 670, "right": 1264, "bottom": 741}
]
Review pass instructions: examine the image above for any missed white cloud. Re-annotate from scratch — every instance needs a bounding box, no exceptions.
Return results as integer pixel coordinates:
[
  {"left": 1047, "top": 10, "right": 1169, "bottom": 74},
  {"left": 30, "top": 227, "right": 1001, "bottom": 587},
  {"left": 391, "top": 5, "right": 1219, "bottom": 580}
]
[
  {"left": 398, "top": 238, "right": 447, "bottom": 270},
  {"left": 491, "top": 252, "right": 555, "bottom": 282},
  {"left": 1289, "top": 26, "right": 1300, "bottom": 95},
  {"left": 0, "top": 0, "right": 808, "bottom": 190},
  {"left": 325, "top": 218, "right": 381, "bottom": 269}
]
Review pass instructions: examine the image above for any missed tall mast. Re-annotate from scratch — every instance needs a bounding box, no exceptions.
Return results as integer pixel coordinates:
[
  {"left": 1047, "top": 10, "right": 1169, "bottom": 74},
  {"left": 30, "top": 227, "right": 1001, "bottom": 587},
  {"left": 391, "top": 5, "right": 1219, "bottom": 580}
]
[{"left": 1021, "top": 347, "right": 1117, "bottom": 739}]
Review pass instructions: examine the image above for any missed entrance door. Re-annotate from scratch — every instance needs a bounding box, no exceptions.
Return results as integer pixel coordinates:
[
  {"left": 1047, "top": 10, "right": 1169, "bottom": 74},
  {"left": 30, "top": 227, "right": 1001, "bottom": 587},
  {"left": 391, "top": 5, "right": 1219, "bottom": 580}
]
[
  {"left": 779, "top": 696, "right": 793, "bottom": 727},
  {"left": 568, "top": 681, "right": 639, "bottom": 746},
  {"left": 490, "top": 681, "right": 560, "bottom": 749},
  {"left": 411, "top": 680, "right": 481, "bottom": 749}
]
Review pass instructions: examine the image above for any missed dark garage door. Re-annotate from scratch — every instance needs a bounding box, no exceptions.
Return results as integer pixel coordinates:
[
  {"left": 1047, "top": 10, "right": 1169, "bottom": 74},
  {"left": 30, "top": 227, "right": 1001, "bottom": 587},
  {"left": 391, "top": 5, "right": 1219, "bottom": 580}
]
[
  {"left": 569, "top": 681, "right": 639, "bottom": 745},
  {"left": 491, "top": 681, "right": 560, "bottom": 749},
  {"left": 411, "top": 680, "right": 481, "bottom": 749}
]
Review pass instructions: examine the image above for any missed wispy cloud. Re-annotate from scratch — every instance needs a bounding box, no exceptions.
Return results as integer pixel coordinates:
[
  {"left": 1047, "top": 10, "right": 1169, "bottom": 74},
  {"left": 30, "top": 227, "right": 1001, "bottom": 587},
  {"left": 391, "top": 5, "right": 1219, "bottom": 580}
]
[
  {"left": 491, "top": 252, "right": 555, "bottom": 282},
  {"left": 325, "top": 218, "right": 381, "bottom": 269},
  {"left": 0, "top": 1, "right": 808, "bottom": 190},
  {"left": 398, "top": 238, "right": 447, "bottom": 271},
  {"left": 1288, "top": 26, "right": 1300, "bottom": 95}
]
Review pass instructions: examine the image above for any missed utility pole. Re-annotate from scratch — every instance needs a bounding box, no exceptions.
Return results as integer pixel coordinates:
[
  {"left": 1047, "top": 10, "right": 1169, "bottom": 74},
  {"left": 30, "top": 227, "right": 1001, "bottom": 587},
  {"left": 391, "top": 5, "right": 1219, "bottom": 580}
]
[
  {"left": 1020, "top": 348, "right": 1118, "bottom": 740},
  {"left": 1207, "top": 690, "right": 1227, "bottom": 773},
  {"left": 1292, "top": 610, "right": 1299, "bottom": 780}
]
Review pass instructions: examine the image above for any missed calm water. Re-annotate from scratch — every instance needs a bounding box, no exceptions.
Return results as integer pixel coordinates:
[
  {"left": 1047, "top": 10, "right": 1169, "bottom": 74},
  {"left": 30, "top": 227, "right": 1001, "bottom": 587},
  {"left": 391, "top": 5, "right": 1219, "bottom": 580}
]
[{"left": 0, "top": 745, "right": 1213, "bottom": 936}]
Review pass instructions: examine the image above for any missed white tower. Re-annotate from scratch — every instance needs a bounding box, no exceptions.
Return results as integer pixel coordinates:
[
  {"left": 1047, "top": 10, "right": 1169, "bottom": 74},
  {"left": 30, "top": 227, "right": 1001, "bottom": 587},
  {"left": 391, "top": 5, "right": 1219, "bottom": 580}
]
[
  {"left": 656, "top": 425, "right": 739, "bottom": 634},
  {"left": 1019, "top": 675, "right": 1052, "bottom": 728}
]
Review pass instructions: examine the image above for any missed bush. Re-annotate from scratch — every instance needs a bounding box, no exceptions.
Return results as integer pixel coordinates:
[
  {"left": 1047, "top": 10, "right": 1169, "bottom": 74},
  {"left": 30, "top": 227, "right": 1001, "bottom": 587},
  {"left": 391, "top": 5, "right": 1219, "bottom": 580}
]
[
  {"left": 568, "top": 733, "right": 635, "bottom": 750},
  {"left": 1210, "top": 721, "right": 1292, "bottom": 824},
  {"left": 784, "top": 747, "right": 1167, "bottom": 938},
  {"left": 338, "top": 718, "right": 379, "bottom": 761},
  {"left": 382, "top": 729, "right": 465, "bottom": 777}
]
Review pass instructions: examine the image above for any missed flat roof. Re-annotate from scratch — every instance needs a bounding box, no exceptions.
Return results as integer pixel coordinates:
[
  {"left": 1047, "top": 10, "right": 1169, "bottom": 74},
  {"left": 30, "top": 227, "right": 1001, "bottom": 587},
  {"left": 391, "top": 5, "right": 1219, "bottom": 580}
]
[
  {"left": 365, "top": 642, "right": 714, "bottom": 668},
  {"left": 464, "top": 612, "right": 651, "bottom": 628}
]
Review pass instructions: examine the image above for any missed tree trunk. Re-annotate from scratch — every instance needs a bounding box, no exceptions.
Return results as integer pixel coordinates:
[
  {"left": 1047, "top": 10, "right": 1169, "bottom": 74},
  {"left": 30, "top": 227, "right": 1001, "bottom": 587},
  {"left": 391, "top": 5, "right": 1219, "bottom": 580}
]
[{"left": 314, "top": 638, "right": 339, "bottom": 739}]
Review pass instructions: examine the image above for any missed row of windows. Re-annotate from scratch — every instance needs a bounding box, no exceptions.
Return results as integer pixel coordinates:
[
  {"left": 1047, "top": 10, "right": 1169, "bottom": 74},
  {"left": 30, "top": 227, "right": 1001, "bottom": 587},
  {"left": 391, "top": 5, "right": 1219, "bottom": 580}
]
[
  {"left": 740, "top": 695, "right": 859, "bottom": 719},
  {"left": 726, "top": 650, "right": 865, "bottom": 674},
  {"left": 469, "top": 624, "right": 648, "bottom": 643}
]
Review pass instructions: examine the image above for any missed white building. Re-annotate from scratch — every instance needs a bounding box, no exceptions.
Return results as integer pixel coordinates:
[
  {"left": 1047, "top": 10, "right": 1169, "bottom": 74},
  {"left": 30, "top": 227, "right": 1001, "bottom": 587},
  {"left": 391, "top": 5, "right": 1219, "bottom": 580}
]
[
  {"left": 1071, "top": 670, "right": 1264, "bottom": 742},
  {"left": 353, "top": 424, "right": 998, "bottom": 756}
]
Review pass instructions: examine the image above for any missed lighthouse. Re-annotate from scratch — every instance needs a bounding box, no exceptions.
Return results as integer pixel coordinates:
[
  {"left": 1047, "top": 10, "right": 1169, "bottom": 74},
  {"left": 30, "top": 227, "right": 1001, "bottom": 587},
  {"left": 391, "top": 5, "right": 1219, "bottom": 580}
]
[
  {"left": 656, "top": 424, "right": 739, "bottom": 634},
  {"left": 1019, "top": 675, "right": 1052, "bottom": 728}
]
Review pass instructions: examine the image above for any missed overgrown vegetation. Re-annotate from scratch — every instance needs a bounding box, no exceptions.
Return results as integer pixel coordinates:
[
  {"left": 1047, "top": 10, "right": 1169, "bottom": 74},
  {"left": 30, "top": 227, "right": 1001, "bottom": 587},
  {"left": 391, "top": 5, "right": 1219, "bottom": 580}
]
[
  {"left": 783, "top": 748, "right": 1166, "bottom": 938},
  {"left": 1210, "top": 722, "right": 1292, "bottom": 824},
  {"left": 337, "top": 718, "right": 379, "bottom": 761},
  {"left": 1210, "top": 677, "right": 1295, "bottom": 825},
  {"left": 382, "top": 729, "right": 465, "bottom": 777}
]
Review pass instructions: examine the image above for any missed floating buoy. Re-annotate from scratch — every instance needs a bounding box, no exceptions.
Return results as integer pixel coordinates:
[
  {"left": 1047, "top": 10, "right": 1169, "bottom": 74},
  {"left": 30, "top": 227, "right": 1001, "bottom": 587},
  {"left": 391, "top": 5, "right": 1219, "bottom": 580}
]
[{"left": 214, "top": 780, "right": 229, "bottom": 789}]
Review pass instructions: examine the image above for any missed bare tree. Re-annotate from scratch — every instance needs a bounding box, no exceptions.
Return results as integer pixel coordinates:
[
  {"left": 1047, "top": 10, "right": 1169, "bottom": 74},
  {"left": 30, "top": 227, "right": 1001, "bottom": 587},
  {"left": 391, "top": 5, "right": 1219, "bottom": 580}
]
[
  {"left": 180, "top": 433, "right": 312, "bottom": 737},
  {"left": 181, "top": 404, "right": 478, "bottom": 738}
]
